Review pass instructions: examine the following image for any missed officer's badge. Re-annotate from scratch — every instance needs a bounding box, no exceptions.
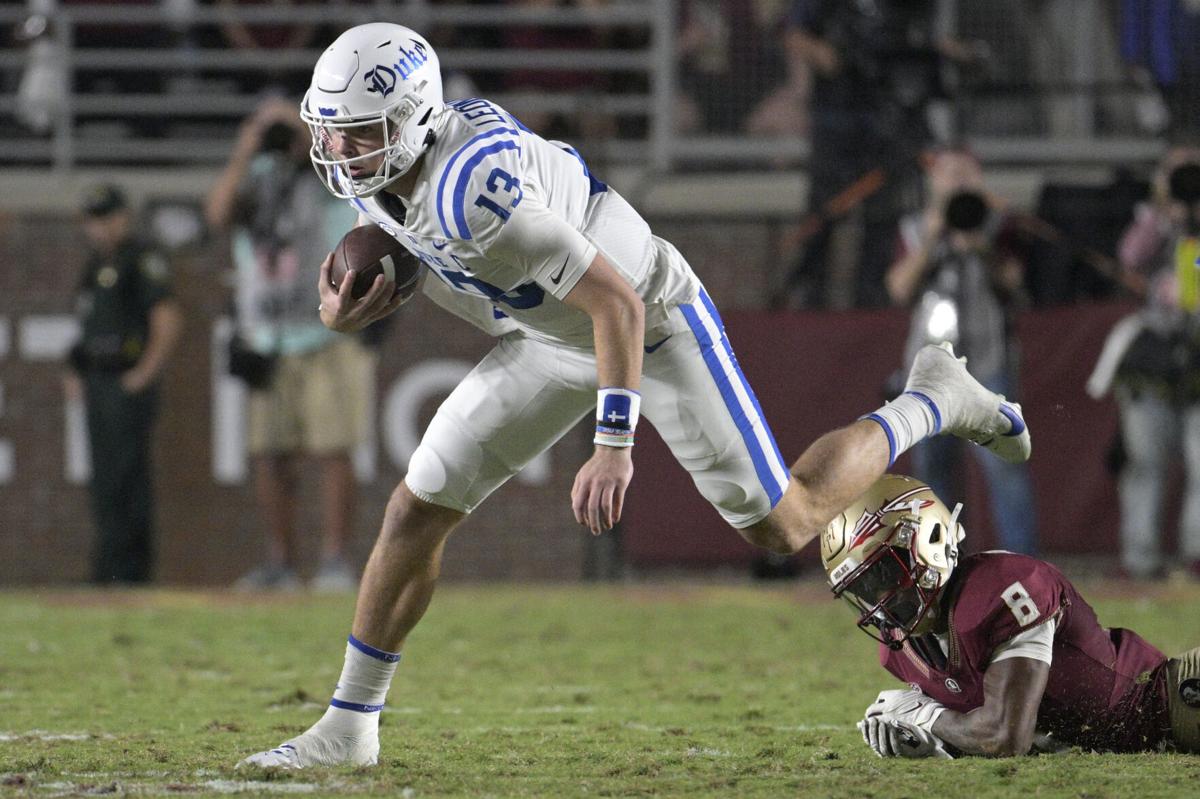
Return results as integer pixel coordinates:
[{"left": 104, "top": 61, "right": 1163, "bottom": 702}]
[{"left": 97, "top": 266, "right": 119, "bottom": 289}]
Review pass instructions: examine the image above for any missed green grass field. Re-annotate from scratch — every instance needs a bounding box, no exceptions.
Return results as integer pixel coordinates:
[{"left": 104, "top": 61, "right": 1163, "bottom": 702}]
[{"left": 1, "top": 581, "right": 1199, "bottom": 798}]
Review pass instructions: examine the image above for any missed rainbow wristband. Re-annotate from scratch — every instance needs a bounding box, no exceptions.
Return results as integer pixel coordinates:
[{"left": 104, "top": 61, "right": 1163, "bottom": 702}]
[
  {"left": 594, "top": 425, "right": 635, "bottom": 448},
  {"left": 594, "top": 388, "right": 640, "bottom": 448}
]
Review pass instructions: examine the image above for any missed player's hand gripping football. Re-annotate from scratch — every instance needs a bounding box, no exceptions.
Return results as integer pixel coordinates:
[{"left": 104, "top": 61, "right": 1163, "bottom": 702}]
[
  {"left": 317, "top": 251, "right": 407, "bottom": 333},
  {"left": 571, "top": 446, "right": 633, "bottom": 535}
]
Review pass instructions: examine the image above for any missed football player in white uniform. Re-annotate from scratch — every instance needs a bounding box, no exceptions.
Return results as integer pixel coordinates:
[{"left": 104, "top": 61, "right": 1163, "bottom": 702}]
[{"left": 239, "top": 22, "right": 1032, "bottom": 769}]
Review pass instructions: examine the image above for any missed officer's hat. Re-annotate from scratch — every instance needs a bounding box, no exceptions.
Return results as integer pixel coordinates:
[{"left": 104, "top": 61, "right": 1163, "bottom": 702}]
[{"left": 81, "top": 184, "right": 129, "bottom": 218}]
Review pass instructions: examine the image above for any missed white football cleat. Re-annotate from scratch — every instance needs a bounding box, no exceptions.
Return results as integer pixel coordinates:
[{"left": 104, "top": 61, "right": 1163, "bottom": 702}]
[
  {"left": 904, "top": 342, "right": 1031, "bottom": 464},
  {"left": 237, "top": 728, "right": 379, "bottom": 770}
]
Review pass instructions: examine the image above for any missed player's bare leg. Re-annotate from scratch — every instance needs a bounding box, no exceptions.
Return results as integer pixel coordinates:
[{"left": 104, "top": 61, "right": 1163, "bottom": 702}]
[
  {"left": 239, "top": 483, "right": 464, "bottom": 769},
  {"left": 351, "top": 484, "right": 465, "bottom": 650},
  {"left": 741, "top": 420, "right": 891, "bottom": 554},
  {"left": 740, "top": 342, "right": 1030, "bottom": 555}
]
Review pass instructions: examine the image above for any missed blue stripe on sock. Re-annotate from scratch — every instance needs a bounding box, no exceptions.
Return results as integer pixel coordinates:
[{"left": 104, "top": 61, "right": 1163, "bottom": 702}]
[
  {"left": 330, "top": 698, "right": 384, "bottom": 713},
  {"left": 348, "top": 634, "right": 401, "bottom": 663},
  {"left": 999, "top": 403, "right": 1026, "bottom": 436},
  {"left": 905, "top": 391, "right": 942, "bottom": 434},
  {"left": 865, "top": 413, "right": 897, "bottom": 466}
]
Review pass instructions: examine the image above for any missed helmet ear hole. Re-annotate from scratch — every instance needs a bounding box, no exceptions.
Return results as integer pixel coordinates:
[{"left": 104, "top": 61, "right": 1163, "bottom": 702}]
[
  {"left": 418, "top": 107, "right": 432, "bottom": 126},
  {"left": 929, "top": 523, "right": 943, "bottom": 545}
]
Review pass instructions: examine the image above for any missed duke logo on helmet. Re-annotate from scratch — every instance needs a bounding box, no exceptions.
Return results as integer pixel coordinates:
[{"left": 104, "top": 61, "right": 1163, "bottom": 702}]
[
  {"left": 363, "top": 65, "right": 397, "bottom": 97},
  {"left": 395, "top": 41, "right": 429, "bottom": 80}
]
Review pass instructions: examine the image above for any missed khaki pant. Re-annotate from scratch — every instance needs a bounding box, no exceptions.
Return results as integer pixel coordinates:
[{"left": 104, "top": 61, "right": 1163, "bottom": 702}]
[
  {"left": 1167, "top": 646, "right": 1200, "bottom": 753},
  {"left": 247, "top": 337, "right": 374, "bottom": 455}
]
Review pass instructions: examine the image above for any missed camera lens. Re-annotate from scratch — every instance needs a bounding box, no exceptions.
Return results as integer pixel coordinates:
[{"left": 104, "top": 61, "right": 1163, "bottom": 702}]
[
  {"left": 944, "top": 190, "right": 989, "bottom": 232},
  {"left": 1168, "top": 163, "right": 1200, "bottom": 205},
  {"left": 261, "top": 122, "right": 297, "bottom": 154}
]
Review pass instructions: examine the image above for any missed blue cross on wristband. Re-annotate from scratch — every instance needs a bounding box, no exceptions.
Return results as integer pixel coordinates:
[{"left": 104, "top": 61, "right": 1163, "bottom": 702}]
[
  {"left": 595, "top": 388, "right": 641, "bottom": 438},
  {"left": 601, "top": 394, "right": 633, "bottom": 430}
]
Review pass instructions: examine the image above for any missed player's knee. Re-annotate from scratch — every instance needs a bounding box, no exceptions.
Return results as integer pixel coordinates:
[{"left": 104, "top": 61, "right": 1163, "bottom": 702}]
[
  {"left": 381, "top": 481, "right": 464, "bottom": 546},
  {"left": 737, "top": 486, "right": 822, "bottom": 554},
  {"left": 738, "top": 518, "right": 801, "bottom": 555}
]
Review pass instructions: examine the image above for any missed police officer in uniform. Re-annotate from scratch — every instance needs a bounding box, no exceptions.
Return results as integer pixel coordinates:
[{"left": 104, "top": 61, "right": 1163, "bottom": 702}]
[{"left": 66, "top": 185, "right": 183, "bottom": 584}]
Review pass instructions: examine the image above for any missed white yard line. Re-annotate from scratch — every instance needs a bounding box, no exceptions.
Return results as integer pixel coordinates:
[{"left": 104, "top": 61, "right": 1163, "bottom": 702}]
[{"left": 0, "top": 731, "right": 101, "bottom": 741}]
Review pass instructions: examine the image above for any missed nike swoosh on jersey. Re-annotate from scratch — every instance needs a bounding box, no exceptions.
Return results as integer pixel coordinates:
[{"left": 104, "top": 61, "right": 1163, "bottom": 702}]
[
  {"left": 644, "top": 335, "right": 673, "bottom": 354},
  {"left": 549, "top": 256, "right": 569, "bottom": 285}
]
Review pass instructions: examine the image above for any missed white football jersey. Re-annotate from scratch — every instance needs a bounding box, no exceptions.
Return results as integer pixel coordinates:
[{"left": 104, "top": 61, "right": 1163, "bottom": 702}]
[{"left": 343, "top": 98, "right": 699, "bottom": 348}]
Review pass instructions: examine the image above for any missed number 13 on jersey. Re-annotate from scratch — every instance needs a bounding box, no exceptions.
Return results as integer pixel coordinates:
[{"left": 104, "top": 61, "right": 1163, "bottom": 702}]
[{"left": 475, "top": 167, "right": 522, "bottom": 222}]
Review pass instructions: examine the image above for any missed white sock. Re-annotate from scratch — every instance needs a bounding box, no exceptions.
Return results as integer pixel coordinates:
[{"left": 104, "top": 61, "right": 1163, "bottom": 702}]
[
  {"left": 863, "top": 392, "right": 941, "bottom": 466},
  {"left": 310, "top": 635, "right": 400, "bottom": 738}
]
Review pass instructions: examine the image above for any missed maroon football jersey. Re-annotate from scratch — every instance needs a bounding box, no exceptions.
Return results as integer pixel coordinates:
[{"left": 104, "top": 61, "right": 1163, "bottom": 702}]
[{"left": 880, "top": 552, "right": 1171, "bottom": 752}]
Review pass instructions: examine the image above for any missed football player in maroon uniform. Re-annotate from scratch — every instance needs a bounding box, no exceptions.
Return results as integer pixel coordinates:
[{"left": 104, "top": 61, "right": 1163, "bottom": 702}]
[{"left": 822, "top": 474, "right": 1200, "bottom": 758}]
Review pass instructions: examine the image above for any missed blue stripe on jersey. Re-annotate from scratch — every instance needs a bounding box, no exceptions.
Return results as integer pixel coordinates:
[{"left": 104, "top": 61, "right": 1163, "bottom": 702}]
[
  {"left": 450, "top": 140, "right": 521, "bottom": 240},
  {"left": 680, "top": 295, "right": 787, "bottom": 509},
  {"left": 698, "top": 290, "right": 789, "bottom": 480},
  {"left": 435, "top": 127, "right": 520, "bottom": 238},
  {"left": 558, "top": 144, "right": 608, "bottom": 196}
]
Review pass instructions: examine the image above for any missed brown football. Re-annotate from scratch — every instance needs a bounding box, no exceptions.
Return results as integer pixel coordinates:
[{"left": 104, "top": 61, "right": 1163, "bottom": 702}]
[{"left": 329, "top": 224, "right": 421, "bottom": 301}]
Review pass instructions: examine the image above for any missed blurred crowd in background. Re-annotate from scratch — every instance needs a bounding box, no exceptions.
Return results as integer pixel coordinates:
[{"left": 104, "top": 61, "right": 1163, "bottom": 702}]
[{"left": 9, "top": 0, "right": 1200, "bottom": 586}]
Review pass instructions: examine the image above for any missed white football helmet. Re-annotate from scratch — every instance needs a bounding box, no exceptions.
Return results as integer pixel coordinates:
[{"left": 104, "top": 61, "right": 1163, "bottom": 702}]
[
  {"left": 821, "top": 475, "right": 965, "bottom": 648},
  {"left": 301, "top": 23, "right": 444, "bottom": 199}
]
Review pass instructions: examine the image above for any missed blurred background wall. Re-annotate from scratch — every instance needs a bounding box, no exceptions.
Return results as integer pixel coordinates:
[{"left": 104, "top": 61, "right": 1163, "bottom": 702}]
[{"left": 1, "top": 0, "right": 1193, "bottom": 583}]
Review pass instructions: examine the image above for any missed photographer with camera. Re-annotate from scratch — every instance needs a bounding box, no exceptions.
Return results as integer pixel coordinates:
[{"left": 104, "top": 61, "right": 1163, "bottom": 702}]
[
  {"left": 1088, "top": 147, "right": 1200, "bottom": 581},
  {"left": 886, "top": 147, "right": 1037, "bottom": 555},
  {"left": 783, "top": 0, "right": 962, "bottom": 309},
  {"left": 205, "top": 96, "right": 368, "bottom": 592}
]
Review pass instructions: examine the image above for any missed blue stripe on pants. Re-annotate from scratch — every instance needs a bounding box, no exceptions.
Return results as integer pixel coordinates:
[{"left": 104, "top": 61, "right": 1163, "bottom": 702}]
[{"left": 680, "top": 294, "right": 788, "bottom": 508}]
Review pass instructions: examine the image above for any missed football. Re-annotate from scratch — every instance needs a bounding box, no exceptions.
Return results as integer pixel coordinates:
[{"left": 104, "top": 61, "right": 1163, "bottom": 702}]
[{"left": 329, "top": 224, "right": 421, "bottom": 301}]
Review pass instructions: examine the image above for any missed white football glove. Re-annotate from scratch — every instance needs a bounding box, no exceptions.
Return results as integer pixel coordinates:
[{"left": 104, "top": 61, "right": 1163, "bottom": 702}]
[
  {"left": 863, "top": 687, "right": 946, "bottom": 733},
  {"left": 858, "top": 687, "right": 953, "bottom": 759},
  {"left": 858, "top": 717, "right": 955, "bottom": 759}
]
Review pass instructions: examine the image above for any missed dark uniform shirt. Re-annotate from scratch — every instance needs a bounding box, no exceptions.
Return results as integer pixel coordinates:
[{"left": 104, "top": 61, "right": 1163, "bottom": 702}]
[
  {"left": 881, "top": 552, "right": 1171, "bottom": 752},
  {"left": 788, "top": 0, "right": 938, "bottom": 111},
  {"left": 74, "top": 239, "right": 172, "bottom": 372}
]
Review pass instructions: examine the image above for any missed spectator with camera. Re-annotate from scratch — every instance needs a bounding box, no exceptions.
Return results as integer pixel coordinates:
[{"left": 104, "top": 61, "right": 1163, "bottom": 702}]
[
  {"left": 205, "top": 96, "right": 368, "bottom": 592},
  {"left": 1088, "top": 147, "right": 1200, "bottom": 581},
  {"left": 885, "top": 147, "right": 1037, "bottom": 555}
]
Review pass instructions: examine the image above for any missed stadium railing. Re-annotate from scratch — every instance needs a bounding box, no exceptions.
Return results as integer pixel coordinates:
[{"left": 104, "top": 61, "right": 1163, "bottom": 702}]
[
  {"left": 0, "top": 1, "right": 1167, "bottom": 175},
  {"left": 0, "top": 2, "right": 674, "bottom": 169}
]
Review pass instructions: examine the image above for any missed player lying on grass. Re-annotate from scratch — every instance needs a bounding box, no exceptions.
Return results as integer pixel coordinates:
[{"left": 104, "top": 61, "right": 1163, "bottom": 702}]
[
  {"left": 822, "top": 474, "right": 1200, "bottom": 758},
  {"left": 238, "top": 22, "right": 1031, "bottom": 769}
]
